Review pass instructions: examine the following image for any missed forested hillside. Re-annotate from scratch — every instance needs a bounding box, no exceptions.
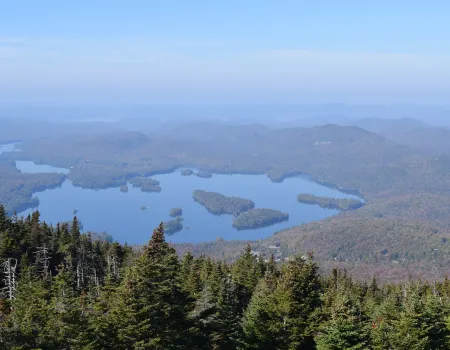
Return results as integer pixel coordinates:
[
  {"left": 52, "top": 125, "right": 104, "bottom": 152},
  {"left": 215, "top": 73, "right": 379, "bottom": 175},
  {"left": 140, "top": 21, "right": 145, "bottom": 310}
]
[
  {"left": 1, "top": 206, "right": 450, "bottom": 349},
  {"left": 5, "top": 121, "right": 450, "bottom": 282}
]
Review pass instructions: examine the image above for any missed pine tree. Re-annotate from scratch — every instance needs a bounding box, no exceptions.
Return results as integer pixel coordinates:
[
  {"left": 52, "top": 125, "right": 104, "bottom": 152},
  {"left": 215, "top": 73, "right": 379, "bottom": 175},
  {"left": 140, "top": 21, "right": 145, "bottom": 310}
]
[
  {"left": 190, "top": 285, "right": 218, "bottom": 348},
  {"left": 389, "top": 284, "right": 429, "bottom": 350},
  {"left": 0, "top": 205, "right": 10, "bottom": 233},
  {"left": 242, "top": 269, "right": 278, "bottom": 349},
  {"left": 232, "top": 244, "right": 262, "bottom": 309},
  {"left": 212, "top": 274, "right": 243, "bottom": 349},
  {"left": 2, "top": 269, "right": 49, "bottom": 348},
  {"left": 271, "top": 254, "right": 321, "bottom": 349},
  {"left": 315, "top": 293, "right": 369, "bottom": 350},
  {"left": 108, "top": 223, "right": 195, "bottom": 349},
  {"left": 43, "top": 264, "right": 86, "bottom": 349},
  {"left": 421, "top": 293, "right": 450, "bottom": 349}
]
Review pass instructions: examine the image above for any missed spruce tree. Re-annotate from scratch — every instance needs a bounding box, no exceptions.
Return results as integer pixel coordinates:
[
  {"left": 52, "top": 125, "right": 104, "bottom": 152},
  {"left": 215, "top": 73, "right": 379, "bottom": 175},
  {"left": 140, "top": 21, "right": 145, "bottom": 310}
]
[
  {"left": 315, "top": 293, "right": 370, "bottom": 350},
  {"left": 271, "top": 255, "right": 321, "bottom": 349},
  {"left": 212, "top": 274, "right": 243, "bottom": 349},
  {"left": 108, "top": 223, "right": 195, "bottom": 349},
  {"left": 242, "top": 269, "right": 278, "bottom": 349},
  {"left": 232, "top": 244, "right": 262, "bottom": 309}
]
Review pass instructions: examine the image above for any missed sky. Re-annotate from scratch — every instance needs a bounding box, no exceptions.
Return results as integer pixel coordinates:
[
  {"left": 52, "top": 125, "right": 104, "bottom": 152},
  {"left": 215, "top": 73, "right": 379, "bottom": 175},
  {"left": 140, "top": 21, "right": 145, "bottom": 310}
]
[{"left": 1, "top": 1, "right": 450, "bottom": 105}]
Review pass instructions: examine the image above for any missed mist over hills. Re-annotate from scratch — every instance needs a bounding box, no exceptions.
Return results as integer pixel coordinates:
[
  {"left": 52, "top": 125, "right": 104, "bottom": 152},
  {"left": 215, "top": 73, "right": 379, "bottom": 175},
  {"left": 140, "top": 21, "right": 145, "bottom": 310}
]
[{"left": 2, "top": 108, "right": 450, "bottom": 281}]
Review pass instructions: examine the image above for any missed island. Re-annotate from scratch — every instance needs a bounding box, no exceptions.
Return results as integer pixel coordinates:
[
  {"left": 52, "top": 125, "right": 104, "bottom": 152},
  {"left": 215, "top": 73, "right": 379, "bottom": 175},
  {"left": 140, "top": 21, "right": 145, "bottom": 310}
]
[
  {"left": 181, "top": 169, "right": 194, "bottom": 176},
  {"left": 163, "top": 216, "right": 183, "bottom": 235},
  {"left": 0, "top": 159, "right": 66, "bottom": 214},
  {"left": 120, "top": 185, "right": 129, "bottom": 193},
  {"left": 169, "top": 207, "right": 183, "bottom": 217},
  {"left": 129, "top": 177, "right": 161, "bottom": 193},
  {"left": 195, "top": 171, "right": 212, "bottom": 179},
  {"left": 192, "top": 190, "right": 255, "bottom": 216},
  {"left": 232, "top": 208, "right": 289, "bottom": 230},
  {"left": 297, "top": 193, "right": 364, "bottom": 211}
]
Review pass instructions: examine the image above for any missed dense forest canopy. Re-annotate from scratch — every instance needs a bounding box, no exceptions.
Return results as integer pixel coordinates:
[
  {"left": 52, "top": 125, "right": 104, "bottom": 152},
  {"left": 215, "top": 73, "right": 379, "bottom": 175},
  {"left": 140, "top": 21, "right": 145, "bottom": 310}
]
[
  {"left": 192, "top": 190, "right": 255, "bottom": 216},
  {"left": 232, "top": 208, "right": 289, "bottom": 230},
  {"left": 297, "top": 194, "right": 364, "bottom": 211},
  {"left": 1, "top": 206, "right": 450, "bottom": 349}
]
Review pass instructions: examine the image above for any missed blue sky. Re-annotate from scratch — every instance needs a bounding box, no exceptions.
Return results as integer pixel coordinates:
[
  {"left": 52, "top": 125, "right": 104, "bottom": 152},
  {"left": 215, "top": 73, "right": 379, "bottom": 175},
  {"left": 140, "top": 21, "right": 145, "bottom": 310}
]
[{"left": 1, "top": 1, "right": 450, "bottom": 104}]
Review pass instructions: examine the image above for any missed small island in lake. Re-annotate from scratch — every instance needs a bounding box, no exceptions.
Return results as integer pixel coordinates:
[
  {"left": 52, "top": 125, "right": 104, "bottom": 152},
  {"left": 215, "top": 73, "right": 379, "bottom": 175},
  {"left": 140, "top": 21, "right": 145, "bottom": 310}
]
[
  {"left": 163, "top": 216, "right": 183, "bottom": 235},
  {"left": 232, "top": 208, "right": 289, "bottom": 230},
  {"left": 120, "top": 185, "right": 129, "bottom": 193},
  {"left": 297, "top": 193, "right": 364, "bottom": 211},
  {"left": 195, "top": 171, "right": 212, "bottom": 179},
  {"left": 193, "top": 190, "right": 255, "bottom": 216},
  {"left": 129, "top": 177, "right": 161, "bottom": 192},
  {"left": 181, "top": 169, "right": 194, "bottom": 176},
  {"left": 169, "top": 207, "right": 183, "bottom": 217}
]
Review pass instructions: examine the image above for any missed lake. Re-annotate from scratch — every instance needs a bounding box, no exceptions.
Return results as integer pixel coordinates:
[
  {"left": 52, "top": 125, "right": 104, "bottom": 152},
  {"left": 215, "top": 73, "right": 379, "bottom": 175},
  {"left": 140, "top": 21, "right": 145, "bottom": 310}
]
[
  {"left": 0, "top": 142, "right": 22, "bottom": 155},
  {"left": 15, "top": 160, "right": 360, "bottom": 245}
]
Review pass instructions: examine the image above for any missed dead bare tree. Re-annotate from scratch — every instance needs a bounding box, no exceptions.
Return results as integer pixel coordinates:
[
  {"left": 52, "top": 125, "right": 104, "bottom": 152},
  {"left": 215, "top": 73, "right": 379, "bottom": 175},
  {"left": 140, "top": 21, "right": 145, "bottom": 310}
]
[
  {"left": 2, "top": 258, "right": 17, "bottom": 300},
  {"left": 34, "top": 246, "right": 51, "bottom": 281},
  {"left": 107, "top": 255, "right": 120, "bottom": 280}
]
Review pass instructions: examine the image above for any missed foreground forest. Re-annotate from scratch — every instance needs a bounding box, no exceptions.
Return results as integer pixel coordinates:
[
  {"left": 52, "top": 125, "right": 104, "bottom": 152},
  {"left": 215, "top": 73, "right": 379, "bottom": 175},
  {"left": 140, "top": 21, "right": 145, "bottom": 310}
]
[{"left": 1, "top": 206, "right": 450, "bottom": 349}]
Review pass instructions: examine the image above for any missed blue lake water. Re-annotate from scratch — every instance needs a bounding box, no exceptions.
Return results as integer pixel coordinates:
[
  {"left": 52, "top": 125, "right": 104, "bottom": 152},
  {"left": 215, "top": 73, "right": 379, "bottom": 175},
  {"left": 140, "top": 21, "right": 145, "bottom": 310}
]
[
  {"left": 0, "top": 143, "right": 22, "bottom": 155},
  {"left": 15, "top": 161, "right": 69, "bottom": 174},
  {"left": 16, "top": 161, "right": 359, "bottom": 245}
]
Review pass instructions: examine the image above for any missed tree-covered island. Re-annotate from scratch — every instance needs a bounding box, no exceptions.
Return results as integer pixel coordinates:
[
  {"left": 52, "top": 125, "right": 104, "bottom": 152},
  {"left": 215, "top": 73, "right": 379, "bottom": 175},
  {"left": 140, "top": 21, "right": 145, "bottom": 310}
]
[
  {"left": 169, "top": 207, "right": 183, "bottom": 217},
  {"left": 129, "top": 177, "right": 161, "bottom": 192},
  {"left": 297, "top": 193, "right": 364, "bottom": 211},
  {"left": 192, "top": 190, "right": 255, "bottom": 216},
  {"left": 163, "top": 216, "right": 183, "bottom": 235},
  {"left": 232, "top": 208, "right": 289, "bottom": 230},
  {"left": 180, "top": 168, "right": 194, "bottom": 176},
  {"left": 195, "top": 171, "right": 212, "bottom": 178}
]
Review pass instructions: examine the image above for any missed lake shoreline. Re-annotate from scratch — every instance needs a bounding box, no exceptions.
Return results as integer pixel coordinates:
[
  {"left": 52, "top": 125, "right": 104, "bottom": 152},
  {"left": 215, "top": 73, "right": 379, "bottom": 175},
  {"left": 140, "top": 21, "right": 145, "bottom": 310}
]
[{"left": 10, "top": 159, "right": 362, "bottom": 245}]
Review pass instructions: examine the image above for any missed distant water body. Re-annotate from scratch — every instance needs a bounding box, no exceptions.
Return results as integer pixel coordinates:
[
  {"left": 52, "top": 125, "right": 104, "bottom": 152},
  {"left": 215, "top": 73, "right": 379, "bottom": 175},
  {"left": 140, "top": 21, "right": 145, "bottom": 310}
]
[
  {"left": 0, "top": 142, "right": 22, "bottom": 155},
  {"left": 14, "top": 159, "right": 360, "bottom": 245}
]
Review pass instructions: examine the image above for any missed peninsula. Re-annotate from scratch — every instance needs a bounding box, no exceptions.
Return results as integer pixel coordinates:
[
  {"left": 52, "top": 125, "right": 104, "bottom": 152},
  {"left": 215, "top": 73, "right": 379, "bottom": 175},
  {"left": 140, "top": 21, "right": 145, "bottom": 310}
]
[
  {"left": 129, "top": 177, "right": 161, "bottom": 193},
  {"left": 297, "top": 193, "right": 364, "bottom": 211}
]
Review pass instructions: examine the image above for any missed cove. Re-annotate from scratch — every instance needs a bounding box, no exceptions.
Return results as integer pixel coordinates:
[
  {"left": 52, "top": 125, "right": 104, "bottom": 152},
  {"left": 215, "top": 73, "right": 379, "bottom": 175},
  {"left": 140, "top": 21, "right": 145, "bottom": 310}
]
[{"left": 17, "top": 161, "right": 361, "bottom": 245}]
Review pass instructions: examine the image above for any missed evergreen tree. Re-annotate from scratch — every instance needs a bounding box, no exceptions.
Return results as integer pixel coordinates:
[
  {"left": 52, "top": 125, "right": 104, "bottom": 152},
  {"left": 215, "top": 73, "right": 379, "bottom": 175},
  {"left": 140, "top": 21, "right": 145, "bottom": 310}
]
[
  {"left": 315, "top": 293, "right": 369, "bottom": 350},
  {"left": 43, "top": 264, "right": 86, "bottom": 349},
  {"left": 242, "top": 269, "right": 278, "bottom": 349},
  {"left": 108, "top": 223, "right": 195, "bottom": 349},
  {"left": 212, "top": 274, "right": 243, "bottom": 349},
  {"left": 2, "top": 270, "right": 49, "bottom": 348},
  {"left": 270, "top": 254, "right": 321, "bottom": 349},
  {"left": 232, "top": 244, "right": 263, "bottom": 309},
  {"left": 0, "top": 205, "right": 10, "bottom": 233}
]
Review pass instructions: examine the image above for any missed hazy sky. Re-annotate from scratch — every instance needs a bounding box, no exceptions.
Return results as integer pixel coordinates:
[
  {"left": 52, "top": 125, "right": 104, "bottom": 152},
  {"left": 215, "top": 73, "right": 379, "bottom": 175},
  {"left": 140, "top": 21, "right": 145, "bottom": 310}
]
[{"left": 1, "top": 1, "right": 450, "bottom": 104}]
